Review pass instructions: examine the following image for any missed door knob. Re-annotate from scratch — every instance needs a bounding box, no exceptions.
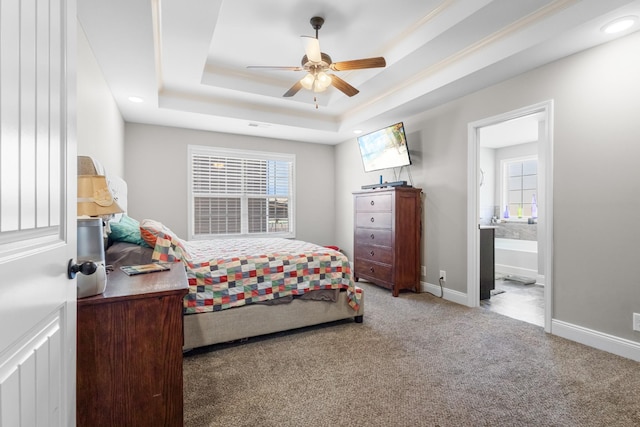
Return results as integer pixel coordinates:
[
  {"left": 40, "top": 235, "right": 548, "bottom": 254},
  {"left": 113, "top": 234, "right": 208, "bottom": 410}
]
[{"left": 67, "top": 259, "right": 98, "bottom": 279}]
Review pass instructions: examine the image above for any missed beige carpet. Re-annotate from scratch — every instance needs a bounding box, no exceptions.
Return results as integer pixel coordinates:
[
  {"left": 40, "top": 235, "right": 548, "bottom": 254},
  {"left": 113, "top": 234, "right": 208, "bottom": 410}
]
[{"left": 183, "top": 283, "right": 640, "bottom": 426}]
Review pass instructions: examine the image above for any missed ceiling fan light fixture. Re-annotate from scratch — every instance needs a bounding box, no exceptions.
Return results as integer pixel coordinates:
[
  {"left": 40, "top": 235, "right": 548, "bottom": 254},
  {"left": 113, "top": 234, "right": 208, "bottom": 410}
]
[
  {"left": 314, "top": 72, "right": 331, "bottom": 92},
  {"left": 300, "top": 73, "right": 315, "bottom": 90},
  {"left": 300, "top": 71, "right": 331, "bottom": 93},
  {"left": 252, "top": 16, "right": 386, "bottom": 98}
]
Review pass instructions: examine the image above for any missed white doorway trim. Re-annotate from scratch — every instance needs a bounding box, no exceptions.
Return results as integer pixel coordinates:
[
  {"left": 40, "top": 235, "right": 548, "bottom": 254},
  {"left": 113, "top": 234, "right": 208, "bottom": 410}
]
[{"left": 466, "top": 100, "right": 554, "bottom": 333}]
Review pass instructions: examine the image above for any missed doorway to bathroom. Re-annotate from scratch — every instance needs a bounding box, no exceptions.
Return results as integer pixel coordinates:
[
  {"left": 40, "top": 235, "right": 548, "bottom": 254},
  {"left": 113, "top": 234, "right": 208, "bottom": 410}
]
[{"left": 466, "top": 101, "right": 554, "bottom": 332}]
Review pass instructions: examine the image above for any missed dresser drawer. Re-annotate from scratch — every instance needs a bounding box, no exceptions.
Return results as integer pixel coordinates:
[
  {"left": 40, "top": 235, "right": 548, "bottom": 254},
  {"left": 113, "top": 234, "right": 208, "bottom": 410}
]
[
  {"left": 355, "top": 212, "right": 392, "bottom": 229},
  {"left": 354, "top": 227, "right": 393, "bottom": 247},
  {"left": 355, "top": 193, "right": 392, "bottom": 212},
  {"left": 355, "top": 244, "right": 393, "bottom": 265},
  {"left": 355, "top": 259, "right": 393, "bottom": 283}
]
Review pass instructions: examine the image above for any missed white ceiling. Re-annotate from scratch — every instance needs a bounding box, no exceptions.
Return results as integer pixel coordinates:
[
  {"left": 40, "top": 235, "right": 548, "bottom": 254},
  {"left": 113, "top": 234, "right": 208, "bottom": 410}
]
[
  {"left": 77, "top": 0, "right": 640, "bottom": 145},
  {"left": 479, "top": 113, "right": 542, "bottom": 148}
]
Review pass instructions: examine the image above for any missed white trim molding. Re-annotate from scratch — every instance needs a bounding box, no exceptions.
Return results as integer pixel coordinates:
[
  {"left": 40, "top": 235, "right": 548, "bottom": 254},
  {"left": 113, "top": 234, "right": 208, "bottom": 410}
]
[
  {"left": 420, "top": 282, "right": 640, "bottom": 362},
  {"left": 552, "top": 320, "right": 640, "bottom": 362},
  {"left": 420, "top": 281, "right": 468, "bottom": 306}
]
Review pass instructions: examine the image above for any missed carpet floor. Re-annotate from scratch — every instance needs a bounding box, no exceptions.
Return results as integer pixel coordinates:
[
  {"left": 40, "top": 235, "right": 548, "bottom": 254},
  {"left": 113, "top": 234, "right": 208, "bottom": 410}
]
[{"left": 183, "top": 282, "right": 640, "bottom": 427}]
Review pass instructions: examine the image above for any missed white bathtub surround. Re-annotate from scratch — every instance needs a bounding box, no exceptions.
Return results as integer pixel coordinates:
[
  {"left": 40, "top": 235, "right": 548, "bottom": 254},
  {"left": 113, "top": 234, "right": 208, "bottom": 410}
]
[{"left": 494, "top": 238, "right": 545, "bottom": 285}]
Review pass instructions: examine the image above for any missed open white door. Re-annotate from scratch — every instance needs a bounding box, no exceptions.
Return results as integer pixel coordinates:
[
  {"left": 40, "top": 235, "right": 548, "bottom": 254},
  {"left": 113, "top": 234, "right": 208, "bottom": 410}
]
[{"left": 0, "top": 0, "right": 76, "bottom": 425}]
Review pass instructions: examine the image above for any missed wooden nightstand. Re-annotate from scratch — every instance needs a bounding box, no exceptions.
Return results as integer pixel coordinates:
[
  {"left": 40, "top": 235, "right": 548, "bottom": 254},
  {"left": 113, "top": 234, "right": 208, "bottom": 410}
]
[{"left": 76, "top": 262, "right": 188, "bottom": 426}]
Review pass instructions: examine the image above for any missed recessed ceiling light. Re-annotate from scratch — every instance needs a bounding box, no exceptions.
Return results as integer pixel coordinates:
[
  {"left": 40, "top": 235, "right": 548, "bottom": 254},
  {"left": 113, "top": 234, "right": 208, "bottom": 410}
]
[
  {"left": 128, "top": 96, "right": 144, "bottom": 103},
  {"left": 353, "top": 129, "right": 363, "bottom": 134},
  {"left": 601, "top": 16, "right": 638, "bottom": 34}
]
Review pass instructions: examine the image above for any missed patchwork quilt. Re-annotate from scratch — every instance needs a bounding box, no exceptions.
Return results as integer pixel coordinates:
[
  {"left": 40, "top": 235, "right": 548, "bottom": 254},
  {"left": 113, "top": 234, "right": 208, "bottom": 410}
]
[{"left": 151, "top": 235, "right": 361, "bottom": 314}]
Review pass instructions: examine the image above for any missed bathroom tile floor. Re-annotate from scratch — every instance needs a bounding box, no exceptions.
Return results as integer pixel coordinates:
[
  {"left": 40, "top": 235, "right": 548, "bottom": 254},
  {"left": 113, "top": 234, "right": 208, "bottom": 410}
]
[{"left": 480, "top": 279, "right": 544, "bottom": 327}]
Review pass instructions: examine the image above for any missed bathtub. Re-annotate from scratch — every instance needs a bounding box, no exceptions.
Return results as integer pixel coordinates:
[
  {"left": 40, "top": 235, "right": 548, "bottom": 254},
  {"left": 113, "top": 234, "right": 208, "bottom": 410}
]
[{"left": 494, "top": 238, "right": 539, "bottom": 282}]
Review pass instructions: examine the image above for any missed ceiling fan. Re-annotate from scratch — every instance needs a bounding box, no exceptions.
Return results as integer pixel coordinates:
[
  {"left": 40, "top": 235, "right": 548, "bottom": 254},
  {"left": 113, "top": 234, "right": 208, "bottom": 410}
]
[{"left": 247, "top": 16, "right": 386, "bottom": 99}]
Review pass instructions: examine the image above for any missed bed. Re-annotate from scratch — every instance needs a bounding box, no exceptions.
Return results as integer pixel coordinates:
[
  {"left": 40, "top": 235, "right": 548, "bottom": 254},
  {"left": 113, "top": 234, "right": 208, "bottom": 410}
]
[{"left": 105, "top": 216, "right": 364, "bottom": 350}]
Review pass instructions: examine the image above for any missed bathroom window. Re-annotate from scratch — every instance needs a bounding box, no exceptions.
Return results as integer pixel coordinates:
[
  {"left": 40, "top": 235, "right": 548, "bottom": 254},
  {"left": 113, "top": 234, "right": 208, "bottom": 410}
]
[{"left": 502, "top": 157, "right": 537, "bottom": 219}]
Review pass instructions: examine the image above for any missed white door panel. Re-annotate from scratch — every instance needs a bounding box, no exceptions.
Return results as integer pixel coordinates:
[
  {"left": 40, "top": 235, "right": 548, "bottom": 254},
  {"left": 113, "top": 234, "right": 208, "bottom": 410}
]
[
  {"left": 0, "top": 0, "right": 76, "bottom": 425},
  {"left": 0, "top": 310, "right": 62, "bottom": 426}
]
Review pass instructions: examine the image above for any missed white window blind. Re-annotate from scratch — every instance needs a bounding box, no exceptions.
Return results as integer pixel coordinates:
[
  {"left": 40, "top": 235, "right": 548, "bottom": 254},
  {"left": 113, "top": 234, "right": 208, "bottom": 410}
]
[{"left": 188, "top": 146, "right": 295, "bottom": 239}]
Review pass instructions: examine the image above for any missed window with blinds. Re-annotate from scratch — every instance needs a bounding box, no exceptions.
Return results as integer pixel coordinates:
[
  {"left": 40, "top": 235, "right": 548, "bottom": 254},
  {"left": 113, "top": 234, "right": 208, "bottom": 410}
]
[{"left": 188, "top": 146, "right": 295, "bottom": 239}]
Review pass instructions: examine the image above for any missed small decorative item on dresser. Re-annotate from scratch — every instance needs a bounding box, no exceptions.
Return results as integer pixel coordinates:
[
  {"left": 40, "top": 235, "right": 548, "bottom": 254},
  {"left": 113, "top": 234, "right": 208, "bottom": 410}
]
[{"left": 120, "top": 263, "right": 171, "bottom": 276}]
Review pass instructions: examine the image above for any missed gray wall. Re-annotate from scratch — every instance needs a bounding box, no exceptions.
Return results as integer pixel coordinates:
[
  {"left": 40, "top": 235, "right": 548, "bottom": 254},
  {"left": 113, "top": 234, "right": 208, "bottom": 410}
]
[
  {"left": 336, "top": 31, "right": 640, "bottom": 342},
  {"left": 76, "top": 24, "right": 125, "bottom": 177},
  {"left": 123, "top": 123, "right": 337, "bottom": 246}
]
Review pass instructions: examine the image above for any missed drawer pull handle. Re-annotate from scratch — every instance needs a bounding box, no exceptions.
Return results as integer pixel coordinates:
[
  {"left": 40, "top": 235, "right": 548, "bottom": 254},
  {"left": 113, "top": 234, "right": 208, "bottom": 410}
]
[
  {"left": 370, "top": 234, "right": 375, "bottom": 239},
  {"left": 370, "top": 267, "right": 375, "bottom": 273},
  {"left": 370, "top": 217, "right": 375, "bottom": 223},
  {"left": 370, "top": 250, "right": 375, "bottom": 256},
  {"left": 370, "top": 200, "right": 375, "bottom": 206}
]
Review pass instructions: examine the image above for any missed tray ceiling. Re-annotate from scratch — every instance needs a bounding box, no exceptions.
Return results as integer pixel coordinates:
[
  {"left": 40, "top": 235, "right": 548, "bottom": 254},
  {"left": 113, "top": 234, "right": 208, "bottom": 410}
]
[{"left": 78, "top": 0, "right": 640, "bottom": 144}]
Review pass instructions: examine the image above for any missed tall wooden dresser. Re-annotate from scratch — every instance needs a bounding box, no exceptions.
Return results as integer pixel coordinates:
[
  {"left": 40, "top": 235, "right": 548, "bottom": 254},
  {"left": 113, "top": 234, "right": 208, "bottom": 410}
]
[
  {"left": 76, "top": 263, "right": 188, "bottom": 426},
  {"left": 353, "top": 186, "right": 422, "bottom": 296}
]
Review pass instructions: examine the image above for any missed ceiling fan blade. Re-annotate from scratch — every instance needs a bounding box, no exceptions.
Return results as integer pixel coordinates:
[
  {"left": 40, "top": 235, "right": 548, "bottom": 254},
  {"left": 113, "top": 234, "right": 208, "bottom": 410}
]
[
  {"left": 330, "top": 57, "right": 386, "bottom": 71},
  {"left": 247, "top": 66, "right": 304, "bottom": 71},
  {"left": 283, "top": 81, "right": 303, "bottom": 97},
  {"left": 301, "top": 35, "right": 322, "bottom": 63},
  {"left": 329, "top": 74, "right": 359, "bottom": 97}
]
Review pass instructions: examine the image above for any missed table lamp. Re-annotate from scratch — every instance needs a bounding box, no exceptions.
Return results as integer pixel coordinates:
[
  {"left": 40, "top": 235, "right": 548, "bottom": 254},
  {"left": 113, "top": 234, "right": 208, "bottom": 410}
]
[{"left": 75, "top": 175, "right": 123, "bottom": 298}]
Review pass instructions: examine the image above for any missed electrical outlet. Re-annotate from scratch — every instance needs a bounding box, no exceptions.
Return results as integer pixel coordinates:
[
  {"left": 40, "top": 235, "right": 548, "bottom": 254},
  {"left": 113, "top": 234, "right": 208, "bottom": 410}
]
[
  {"left": 421, "top": 266, "right": 427, "bottom": 277},
  {"left": 439, "top": 270, "right": 446, "bottom": 281},
  {"left": 633, "top": 313, "right": 640, "bottom": 332}
]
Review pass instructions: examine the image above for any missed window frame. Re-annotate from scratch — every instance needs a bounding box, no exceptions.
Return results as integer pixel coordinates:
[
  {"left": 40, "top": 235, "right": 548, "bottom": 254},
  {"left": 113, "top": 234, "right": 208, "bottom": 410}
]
[
  {"left": 499, "top": 155, "right": 538, "bottom": 222},
  {"left": 187, "top": 145, "right": 296, "bottom": 240}
]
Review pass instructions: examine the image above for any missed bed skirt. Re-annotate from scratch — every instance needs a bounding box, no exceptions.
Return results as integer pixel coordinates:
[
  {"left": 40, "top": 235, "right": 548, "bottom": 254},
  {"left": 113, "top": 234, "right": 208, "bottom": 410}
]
[{"left": 183, "top": 288, "right": 364, "bottom": 350}]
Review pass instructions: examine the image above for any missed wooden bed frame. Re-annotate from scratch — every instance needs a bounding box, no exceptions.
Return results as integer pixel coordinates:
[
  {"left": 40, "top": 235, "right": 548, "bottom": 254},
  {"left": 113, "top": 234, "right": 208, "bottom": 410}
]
[{"left": 183, "top": 290, "right": 364, "bottom": 349}]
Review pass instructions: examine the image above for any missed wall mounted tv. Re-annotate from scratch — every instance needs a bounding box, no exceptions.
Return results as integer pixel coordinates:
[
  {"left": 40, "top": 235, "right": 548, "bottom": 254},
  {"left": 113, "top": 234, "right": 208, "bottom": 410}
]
[{"left": 357, "top": 122, "right": 411, "bottom": 172}]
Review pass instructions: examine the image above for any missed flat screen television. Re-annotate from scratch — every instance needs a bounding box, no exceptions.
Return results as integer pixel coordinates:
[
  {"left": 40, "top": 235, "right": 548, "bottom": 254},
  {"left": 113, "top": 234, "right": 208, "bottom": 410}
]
[{"left": 357, "top": 122, "right": 411, "bottom": 172}]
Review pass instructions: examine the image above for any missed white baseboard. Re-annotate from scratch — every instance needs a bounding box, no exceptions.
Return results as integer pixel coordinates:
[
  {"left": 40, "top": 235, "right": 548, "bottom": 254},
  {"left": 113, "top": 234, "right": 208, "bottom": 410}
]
[
  {"left": 420, "top": 282, "right": 640, "bottom": 362},
  {"left": 552, "top": 319, "right": 640, "bottom": 362},
  {"left": 495, "top": 264, "right": 537, "bottom": 279},
  {"left": 420, "top": 281, "right": 468, "bottom": 306},
  {"left": 496, "top": 264, "right": 546, "bottom": 285}
]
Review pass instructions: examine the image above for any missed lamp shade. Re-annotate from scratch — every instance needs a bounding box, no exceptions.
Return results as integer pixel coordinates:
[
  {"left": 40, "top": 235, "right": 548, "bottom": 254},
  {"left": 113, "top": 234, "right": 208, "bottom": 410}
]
[{"left": 77, "top": 175, "right": 124, "bottom": 216}]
